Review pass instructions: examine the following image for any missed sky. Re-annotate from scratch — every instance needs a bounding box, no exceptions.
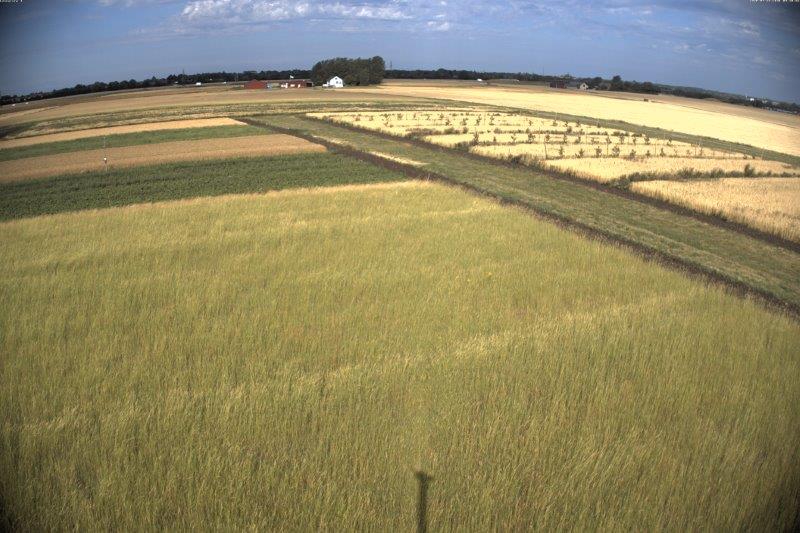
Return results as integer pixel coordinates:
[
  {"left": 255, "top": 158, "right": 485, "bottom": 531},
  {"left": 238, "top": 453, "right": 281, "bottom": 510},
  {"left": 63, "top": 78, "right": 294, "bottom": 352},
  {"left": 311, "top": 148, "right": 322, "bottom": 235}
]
[{"left": 1, "top": 0, "right": 799, "bottom": 102}]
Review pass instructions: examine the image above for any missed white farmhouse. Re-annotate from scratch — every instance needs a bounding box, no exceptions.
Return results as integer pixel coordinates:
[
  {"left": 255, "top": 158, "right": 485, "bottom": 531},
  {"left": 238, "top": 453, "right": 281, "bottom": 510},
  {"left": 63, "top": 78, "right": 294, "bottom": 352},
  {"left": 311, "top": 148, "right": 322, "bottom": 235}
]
[{"left": 327, "top": 76, "right": 344, "bottom": 88}]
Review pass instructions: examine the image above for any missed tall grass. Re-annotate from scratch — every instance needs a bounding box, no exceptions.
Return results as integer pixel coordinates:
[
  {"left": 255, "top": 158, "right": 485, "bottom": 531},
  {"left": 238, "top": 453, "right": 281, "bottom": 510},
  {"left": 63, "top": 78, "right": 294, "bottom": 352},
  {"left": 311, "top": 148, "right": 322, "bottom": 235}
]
[{"left": 2, "top": 182, "right": 799, "bottom": 530}]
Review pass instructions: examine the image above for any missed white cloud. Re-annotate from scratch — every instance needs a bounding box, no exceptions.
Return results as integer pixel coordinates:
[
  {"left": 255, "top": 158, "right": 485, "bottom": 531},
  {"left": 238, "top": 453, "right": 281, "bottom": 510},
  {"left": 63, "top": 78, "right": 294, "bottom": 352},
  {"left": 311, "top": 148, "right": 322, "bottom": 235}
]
[
  {"left": 426, "top": 19, "right": 450, "bottom": 31},
  {"left": 180, "top": 0, "right": 409, "bottom": 25},
  {"left": 753, "top": 54, "right": 774, "bottom": 67}
]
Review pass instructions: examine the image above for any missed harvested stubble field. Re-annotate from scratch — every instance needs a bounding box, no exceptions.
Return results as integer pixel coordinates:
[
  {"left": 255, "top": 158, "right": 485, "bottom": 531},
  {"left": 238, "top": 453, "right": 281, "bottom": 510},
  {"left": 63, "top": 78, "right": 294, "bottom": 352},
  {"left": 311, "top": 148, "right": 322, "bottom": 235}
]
[
  {"left": 357, "top": 82, "right": 800, "bottom": 156},
  {"left": 2, "top": 181, "right": 799, "bottom": 530},
  {"left": 632, "top": 177, "right": 800, "bottom": 242},
  {"left": 0, "top": 117, "right": 246, "bottom": 149},
  {"left": 0, "top": 134, "right": 325, "bottom": 182}
]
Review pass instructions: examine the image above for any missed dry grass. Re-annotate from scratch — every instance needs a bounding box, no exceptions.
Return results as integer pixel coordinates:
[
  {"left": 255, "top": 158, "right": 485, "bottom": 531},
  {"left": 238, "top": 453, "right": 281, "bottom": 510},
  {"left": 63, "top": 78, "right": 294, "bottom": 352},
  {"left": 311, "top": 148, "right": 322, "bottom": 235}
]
[
  {"left": 0, "top": 118, "right": 246, "bottom": 149},
  {"left": 547, "top": 158, "right": 800, "bottom": 183},
  {"left": 631, "top": 177, "right": 800, "bottom": 241},
  {"left": 357, "top": 83, "right": 800, "bottom": 156},
  {"left": 368, "top": 151, "right": 426, "bottom": 166},
  {"left": 0, "top": 134, "right": 325, "bottom": 183},
  {"left": 2, "top": 181, "right": 799, "bottom": 530}
]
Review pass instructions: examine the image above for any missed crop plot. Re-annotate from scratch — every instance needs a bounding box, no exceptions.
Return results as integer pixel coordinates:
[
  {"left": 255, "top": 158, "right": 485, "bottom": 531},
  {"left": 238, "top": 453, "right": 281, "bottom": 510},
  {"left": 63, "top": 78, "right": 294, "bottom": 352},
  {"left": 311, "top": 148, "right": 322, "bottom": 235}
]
[
  {"left": 0, "top": 118, "right": 248, "bottom": 149},
  {"left": 0, "top": 134, "right": 325, "bottom": 182},
  {"left": 2, "top": 180, "right": 799, "bottom": 531},
  {"left": 309, "top": 109, "right": 800, "bottom": 240},
  {"left": 632, "top": 177, "right": 800, "bottom": 242},
  {"left": 310, "top": 110, "right": 798, "bottom": 182}
]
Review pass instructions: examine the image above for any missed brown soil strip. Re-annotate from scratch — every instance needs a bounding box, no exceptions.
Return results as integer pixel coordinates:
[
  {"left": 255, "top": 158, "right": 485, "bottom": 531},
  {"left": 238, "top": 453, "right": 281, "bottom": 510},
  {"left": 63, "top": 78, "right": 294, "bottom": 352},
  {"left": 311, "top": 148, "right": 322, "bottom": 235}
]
[
  {"left": 0, "top": 118, "right": 247, "bottom": 149},
  {"left": 0, "top": 134, "right": 325, "bottom": 183}
]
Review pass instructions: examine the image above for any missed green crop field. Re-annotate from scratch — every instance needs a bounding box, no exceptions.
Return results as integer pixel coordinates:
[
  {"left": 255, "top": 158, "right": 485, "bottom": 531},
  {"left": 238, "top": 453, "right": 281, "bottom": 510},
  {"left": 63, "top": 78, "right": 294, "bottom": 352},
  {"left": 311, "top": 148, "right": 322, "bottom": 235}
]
[
  {"left": 0, "top": 124, "right": 266, "bottom": 162},
  {"left": 0, "top": 152, "right": 405, "bottom": 221},
  {"left": 2, "top": 180, "right": 798, "bottom": 530}
]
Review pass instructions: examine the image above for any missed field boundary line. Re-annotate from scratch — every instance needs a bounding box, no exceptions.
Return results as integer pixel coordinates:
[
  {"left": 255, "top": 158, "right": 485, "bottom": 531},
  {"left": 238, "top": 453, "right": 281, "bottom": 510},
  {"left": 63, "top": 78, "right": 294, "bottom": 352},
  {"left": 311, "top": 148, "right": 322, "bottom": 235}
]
[
  {"left": 242, "top": 116, "right": 800, "bottom": 320},
  {"left": 301, "top": 115, "right": 800, "bottom": 254}
]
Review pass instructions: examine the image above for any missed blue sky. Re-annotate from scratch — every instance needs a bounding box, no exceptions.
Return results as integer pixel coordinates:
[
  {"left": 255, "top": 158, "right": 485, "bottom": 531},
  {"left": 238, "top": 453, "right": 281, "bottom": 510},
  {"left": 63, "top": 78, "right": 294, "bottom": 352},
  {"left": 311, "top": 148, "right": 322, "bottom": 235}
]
[{"left": 1, "top": 0, "right": 799, "bottom": 102}]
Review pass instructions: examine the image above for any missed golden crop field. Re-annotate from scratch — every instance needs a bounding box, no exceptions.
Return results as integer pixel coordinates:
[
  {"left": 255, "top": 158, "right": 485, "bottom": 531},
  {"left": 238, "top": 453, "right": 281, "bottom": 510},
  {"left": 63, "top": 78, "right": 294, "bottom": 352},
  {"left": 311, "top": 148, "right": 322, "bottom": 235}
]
[
  {"left": 3, "top": 180, "right": 799, "bottom": 530},
  {"left": 548, "top": 158, "right": 800, "bottom": 183},
  {"left": 311, "top": 110, "right": 793, "bottom": 180},
  {"left": 632, "top": 178, "right": 800, "bottom": 242},
  {"left": 0, "top": 134, "right": 325, "bottom": 182},
  {"left": 3, "top": 74, "right": 800, "bottom": 531},
  {"left": 0, "top": 117, "right": 246, "bottom": 148},
  {"left": 310, "top": 109, "right": 800, "bottom": 240},
  {"left": 357, "top": 82, "right": 800, "bottom": 157}
]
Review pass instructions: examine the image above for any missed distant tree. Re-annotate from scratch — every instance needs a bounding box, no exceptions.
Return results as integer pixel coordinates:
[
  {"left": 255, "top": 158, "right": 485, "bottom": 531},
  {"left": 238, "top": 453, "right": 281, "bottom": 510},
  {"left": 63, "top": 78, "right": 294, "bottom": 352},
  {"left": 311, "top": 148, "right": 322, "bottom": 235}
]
[
  {"left": 311, "top": 56, "right": 385, "bottom": 86},
  {"left": 610, "top": 75, "right": 623, "bottom": 91}
]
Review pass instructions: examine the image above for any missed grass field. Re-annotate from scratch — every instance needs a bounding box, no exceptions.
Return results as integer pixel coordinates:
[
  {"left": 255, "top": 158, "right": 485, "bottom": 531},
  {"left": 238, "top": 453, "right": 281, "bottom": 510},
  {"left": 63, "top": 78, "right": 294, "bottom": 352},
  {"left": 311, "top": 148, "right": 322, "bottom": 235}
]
[
  {"left": 0, "top": 134, "right": 325, "bottom": 182},
  {"left": 632, "top": 177, "right": 800, "bottom": 242},
  {"left": 1, "top": 181, "right": 798, "bottom": 530},
  {"left": 0, "top": 152, "right": 404, "bottom": 220}
]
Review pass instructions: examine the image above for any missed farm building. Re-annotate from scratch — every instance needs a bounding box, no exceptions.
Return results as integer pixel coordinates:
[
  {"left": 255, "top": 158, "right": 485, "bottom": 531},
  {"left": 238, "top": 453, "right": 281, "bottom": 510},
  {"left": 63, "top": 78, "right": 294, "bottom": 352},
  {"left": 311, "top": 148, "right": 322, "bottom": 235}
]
[
  {"left": 549, "top": 80, "right": 567, "bottom": 89},
  {"left": 325, "top": 76, "right": 344, "bottom": 88},
  {"left": 243, "top": 79, "right": 312, "bottom": 89},
  {"left": 568, "top": 82, "right": 590, "bottom": 90}
]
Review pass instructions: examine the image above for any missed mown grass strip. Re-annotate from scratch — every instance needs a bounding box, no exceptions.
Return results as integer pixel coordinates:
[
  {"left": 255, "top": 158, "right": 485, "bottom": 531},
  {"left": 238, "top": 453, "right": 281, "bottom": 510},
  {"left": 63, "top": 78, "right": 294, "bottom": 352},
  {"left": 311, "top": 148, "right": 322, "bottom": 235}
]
[
  {"left": 0, "top": 152, "right": 405, "bottom": 221},
  {"left": 252, "top": 114, "right": 800, "bottom": 312},
  {"left": 0, "top": 125, "right": 266, "bottom": 162}
]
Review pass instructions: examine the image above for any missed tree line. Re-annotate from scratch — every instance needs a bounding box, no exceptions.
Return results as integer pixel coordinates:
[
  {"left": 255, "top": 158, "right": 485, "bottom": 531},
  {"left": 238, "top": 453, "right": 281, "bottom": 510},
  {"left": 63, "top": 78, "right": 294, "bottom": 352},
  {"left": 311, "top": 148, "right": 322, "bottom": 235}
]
[
  {"left": 0, "top": 69, "right": 311, "bottom": 106},
  {"left": 310, "top": 56, "right": 385, "bottom": 86},
  {"left": 2, "top": 60, "right": 797, "bottom": 114}
]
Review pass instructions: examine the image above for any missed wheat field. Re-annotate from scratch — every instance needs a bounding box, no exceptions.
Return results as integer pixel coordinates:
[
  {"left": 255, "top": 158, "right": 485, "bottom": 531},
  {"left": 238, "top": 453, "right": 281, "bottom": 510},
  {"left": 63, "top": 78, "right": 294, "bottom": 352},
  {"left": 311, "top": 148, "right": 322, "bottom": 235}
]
[
  {"left": 2, "top": 181, "right": 799, "bottom": 530},
  {"left": 358, "top": 83, "right": 800, "bottom": 156},
  {"left": 547, "top": 158, "right": 800, "bottom": 183},
  {"left": 632, "top": 177, "right": 800, "bottom": 241}
]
